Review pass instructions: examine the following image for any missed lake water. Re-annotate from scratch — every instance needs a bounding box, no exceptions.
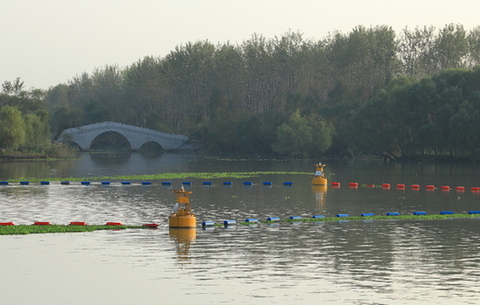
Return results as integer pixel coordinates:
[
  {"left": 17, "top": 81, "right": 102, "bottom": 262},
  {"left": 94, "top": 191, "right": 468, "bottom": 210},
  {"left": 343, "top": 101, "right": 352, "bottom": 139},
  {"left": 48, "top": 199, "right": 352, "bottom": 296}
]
[{"left": 1, "top": 153, "right": 480, "bottom": 304}]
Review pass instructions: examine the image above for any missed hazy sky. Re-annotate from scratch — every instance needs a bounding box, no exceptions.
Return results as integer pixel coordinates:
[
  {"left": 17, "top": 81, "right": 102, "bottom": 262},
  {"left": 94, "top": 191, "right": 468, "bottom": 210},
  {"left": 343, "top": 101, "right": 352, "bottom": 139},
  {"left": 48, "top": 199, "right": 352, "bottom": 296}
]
[{"left": 2, "top": 0, "right": 479, "bottom": 90}]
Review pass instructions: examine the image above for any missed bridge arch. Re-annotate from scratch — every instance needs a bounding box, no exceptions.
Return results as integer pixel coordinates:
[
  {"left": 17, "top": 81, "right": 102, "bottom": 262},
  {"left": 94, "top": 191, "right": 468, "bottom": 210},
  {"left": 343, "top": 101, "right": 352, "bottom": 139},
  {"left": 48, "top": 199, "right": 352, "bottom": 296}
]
[{"left": 58, "top": 122, "right": 190, "bottom": 152}]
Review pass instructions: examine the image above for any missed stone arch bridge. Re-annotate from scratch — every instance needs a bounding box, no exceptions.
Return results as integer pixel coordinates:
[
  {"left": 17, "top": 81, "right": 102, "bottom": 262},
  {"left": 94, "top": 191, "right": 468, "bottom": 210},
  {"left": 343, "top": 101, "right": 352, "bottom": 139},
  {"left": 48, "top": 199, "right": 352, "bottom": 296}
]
[{"left": 58, "top": 122, "right": 191, "bottom": 151}]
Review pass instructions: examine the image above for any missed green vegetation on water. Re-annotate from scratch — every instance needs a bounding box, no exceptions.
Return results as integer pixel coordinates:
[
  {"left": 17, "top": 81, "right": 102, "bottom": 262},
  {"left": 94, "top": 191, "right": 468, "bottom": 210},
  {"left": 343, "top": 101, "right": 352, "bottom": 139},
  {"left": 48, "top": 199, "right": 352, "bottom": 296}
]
[
  {"left": 1, "top": 214, "right": 478, "bottom": 235},
  {"left": 234, "top": 213, "right": 480, "bottom": 225},
  {"left": 5, "top": 171, "right": 311, "bottom": 183},
  {"left": 0, "top": 225, "right": 149, "bottom": 235}
]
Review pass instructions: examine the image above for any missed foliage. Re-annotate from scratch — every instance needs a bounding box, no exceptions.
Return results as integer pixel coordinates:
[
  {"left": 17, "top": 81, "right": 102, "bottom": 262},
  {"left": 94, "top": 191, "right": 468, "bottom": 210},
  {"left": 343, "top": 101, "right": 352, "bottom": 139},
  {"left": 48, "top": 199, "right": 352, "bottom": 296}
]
[
  {"left": 3, "top": 24, "right": 480, "bottom": 159},
  {"left": 0, "top": 106, "right": 26, "bottom": 149}
]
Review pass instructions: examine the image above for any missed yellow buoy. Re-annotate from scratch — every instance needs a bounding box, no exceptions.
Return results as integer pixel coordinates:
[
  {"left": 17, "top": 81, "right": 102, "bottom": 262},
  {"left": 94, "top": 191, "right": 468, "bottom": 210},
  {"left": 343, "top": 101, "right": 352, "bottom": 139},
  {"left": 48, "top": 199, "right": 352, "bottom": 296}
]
[
  {"left": 312, "top": 162, "right": 328, "bottom": 186},
  {"left": 169, "top": 187, "right": 196, "bottom": 228}
]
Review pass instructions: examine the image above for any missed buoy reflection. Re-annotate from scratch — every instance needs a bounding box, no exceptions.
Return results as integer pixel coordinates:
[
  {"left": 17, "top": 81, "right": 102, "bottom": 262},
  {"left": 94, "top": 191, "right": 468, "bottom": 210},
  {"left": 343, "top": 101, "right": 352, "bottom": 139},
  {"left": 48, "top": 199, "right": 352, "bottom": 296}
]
[
  {"left": 169, "top": 228, "right": 196, "bottom": 263},
  {"left": 312, "top": 185, "right": 327, "bottom": 210}
]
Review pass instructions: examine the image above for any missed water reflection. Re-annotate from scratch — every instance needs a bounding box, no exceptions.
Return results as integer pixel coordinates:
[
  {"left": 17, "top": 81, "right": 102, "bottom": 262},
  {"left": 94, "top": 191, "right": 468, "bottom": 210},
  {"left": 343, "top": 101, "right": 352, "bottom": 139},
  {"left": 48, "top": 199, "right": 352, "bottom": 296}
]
[
  {"left": 169, "top": 228, "right": 196, "bottom": 263},
  {"left": 311, "top": 185, "right": 327, "bottom": 211}
]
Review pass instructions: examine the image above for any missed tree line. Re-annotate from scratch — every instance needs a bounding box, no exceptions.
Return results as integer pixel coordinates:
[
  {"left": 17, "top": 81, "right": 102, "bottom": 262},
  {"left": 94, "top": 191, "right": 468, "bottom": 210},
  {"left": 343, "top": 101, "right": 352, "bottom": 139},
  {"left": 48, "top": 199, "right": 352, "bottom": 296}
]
[{"left": 3, "top": 24, "right": 480, "bottom": 159}]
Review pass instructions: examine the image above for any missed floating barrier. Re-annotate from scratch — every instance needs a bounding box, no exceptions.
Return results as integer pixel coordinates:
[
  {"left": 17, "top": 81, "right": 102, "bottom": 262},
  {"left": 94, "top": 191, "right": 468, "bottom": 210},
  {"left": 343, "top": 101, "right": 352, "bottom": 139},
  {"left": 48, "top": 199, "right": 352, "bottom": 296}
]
[
  {"left": 245, "top": 218, "right": 258, "bottom": 223},
  {"left": 20, "top": 181, "right": 29, "bottom": 185},
  {"left": 386, "top": 212, "right": 400, "bottom": 216},
  {"left": 81, "top": 181, "right": 90, "bottom": 185},
  {"left": 40, "top": 181, "right": 50, "bottom": 185},
  {"left": 101, "top": 181, "right": 110, "bottom": 185},
  {"left": 411, "top": 184, "right": 420, "bottom": 189},
  {"left": 468, "top": 211, "right": 480, "bottom": 214},
  {"left": 263, "top": 182, "right": 272, "bottom": 186},
  {"left": 289, "top": 216, "right": 302, "bottom": 220},
  {"left": 202, "top": 181, "right": 212, "bottom": 186},
  {"left": 312, "top": 215, "right": 325, "bottom": 219},
  {"left": 0, "top": 181, "right": 8, "bottom": 185},
  {"left": 381, "top": 183, "right": 390, "bottom": 188},
  {"left": 121, "top": 181, "right": 131, "bottom": 185},
  {"left": 396, "top": 184, "right": 405, "bottom": 189},
  {"left": 141, "top": 181, "right": 151, "bottom": 185},
  {"left": 348, "top": 182, "right": 358, "bottom": 187},
  {"left": 223, "top": 181, "right": 232, "bottom": 186},
  {"left": 202, "top": 221, "right": 215, "bottom": 227},
  {"left": 69, "top": 221, "right": 86, "bottom": 226},
  {"left": 441, "top": 186, "right": 450, "bottom": 191},
  {"left": 266, "top": 217, "right": 280, "bottom": 222},
  {"left": 61, "top": 181, "right": 70, "bottom": 185},
  {"left": 142, "top": 223, "right": 159, "bottom": 227},
  {"left": 440, "top": 211, "right": 454, "bottom": 215},
  {"left": 0, "top": 222, "right": 14, "bottom": 226},
  {"left": 182, "top": 182, "right": 191, "bottom": 186},
  {"left": 283, "top": 182, "right": 293, "bottom": 186},
  {"left": 243, "top": 182, "right": 253, "bottom": 186},
  {"left": 106, "top": 222, "right": 123, "bottom": 226},
  {"left": 471, "top": 187, "right": 480, "bottom": 191},
  {"left": 162, "top": 181, "right": 172, "bottom": 186},
  {"left": 413, "top": 211, "right": 427, "bottom": 215},
  {"left": 34, "top": 222, "right": 51, "bottom": 225},
  {"left": 223, "top": 220, "right": 236, "bottom": 226},
  {"left": 361, "top": 213, "right": 375, "bottom": 217},
  {"left": 336, "top": 214, "right": 349, "bottom": 217},
  {"left": 367, "top": 184, "right": 375, "bottom": 188},
  {"left": 331, "top": 182, "right": 341, "bottom": 187},
  {"left": 456, "top": 186, "right": 465, "bottom": 191}
]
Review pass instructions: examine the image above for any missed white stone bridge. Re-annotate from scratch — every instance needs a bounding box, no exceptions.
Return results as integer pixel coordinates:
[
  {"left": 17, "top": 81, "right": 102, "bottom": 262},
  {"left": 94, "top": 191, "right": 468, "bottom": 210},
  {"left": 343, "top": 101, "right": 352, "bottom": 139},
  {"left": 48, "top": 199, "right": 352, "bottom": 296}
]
[{"left": 58, "top": 122, "right": 191, "bottom": 151}]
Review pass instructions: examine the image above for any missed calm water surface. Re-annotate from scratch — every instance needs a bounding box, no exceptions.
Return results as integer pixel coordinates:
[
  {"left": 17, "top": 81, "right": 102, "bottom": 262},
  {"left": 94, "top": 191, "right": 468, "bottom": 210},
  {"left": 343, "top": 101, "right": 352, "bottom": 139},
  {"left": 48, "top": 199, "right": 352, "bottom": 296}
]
[{"left": 1, "top": 153, "right": 480, "bottom": 304}]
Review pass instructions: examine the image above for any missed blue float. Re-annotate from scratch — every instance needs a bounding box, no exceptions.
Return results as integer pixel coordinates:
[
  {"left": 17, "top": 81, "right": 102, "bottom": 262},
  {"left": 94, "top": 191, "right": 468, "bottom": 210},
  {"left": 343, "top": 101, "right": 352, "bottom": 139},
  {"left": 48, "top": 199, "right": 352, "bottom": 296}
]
[
  {"left": 61, "top": 181, "right": 70, "bottom": 185},
  {"left": 223, "top": 220, "right": 236, "bottom": 226},
  {"left": 413, "top": 211, "right": 427, "bottom": 215},
  {"left": 243, "top": 182, "right": 253, "bottom": 186},
  {"left": 312, "top": 215, "right": 325, "bottom": 218},
  {"left": 40, "top": 181, "right": 50, "bottom": 185},
  {"left": 440, "top": 211, "right": 454, "bottom": 215},
  {"left": 202, "top": 181, "right": 212, "bottom": 186},
  {"left": 283, "top": 182, "right": 293, "bottom": 186},
  {"left": 336, "top": 214, "right": 349, "bottom": 217},
  {"left": 202, "top": 221, "right": 214, "bottom": 227},
  {"left": 142, "top": 181, "right": 151, "bottom": 185},
  {"left": 245, "top": 218, "right": 258, "bottom": 223},
  {"left": 468, "top": 211, "right": 480, "bottom": 214},
  {"left": 386, "top": 212, "right": 400, "bottom": 216},
  {"left": 289, "top": 216, "right": 302, "bottom": 220},
  {"left": 81, "top": 181, "right": 90, "bottom": 185},
  {"left": 20, "top": 181, "right": 29, "bottom": 185},
  {"left": 182, "top": 182, "right": 191, "bottom": 186},
  {"left": 223, "top": 181, "right": 232, "bottom": 186},
  {"left": 361, "top": 213, "right": 375, "bottom": 217},
  {"left": 263, "top": 182, "right": 272, "bottom": 186},
  {"left": 101, "top": 181, "right": 110, "bottom": 185},
  {"left": 0, "top": 181, "right": 8, "bottom": 185},
  {"left": 266, "top": 217, "right": 279, "bottom": 222},
  {"left": 162, "top": 181, "right": 172, "bottom": 186},
  {"left": 121, "top": 181, "right": 131, "bottom": 185}
]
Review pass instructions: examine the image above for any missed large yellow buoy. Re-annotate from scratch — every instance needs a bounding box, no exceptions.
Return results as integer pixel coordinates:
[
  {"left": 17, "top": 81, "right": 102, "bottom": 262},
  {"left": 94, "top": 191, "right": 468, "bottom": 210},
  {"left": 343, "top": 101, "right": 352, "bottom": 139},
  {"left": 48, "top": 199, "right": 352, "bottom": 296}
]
[
  {"left": 312, "top": 162, "right": 328, "bottom": 186},
  {"left": 169, "top": 187, "right": 196, "bottom": 228}
]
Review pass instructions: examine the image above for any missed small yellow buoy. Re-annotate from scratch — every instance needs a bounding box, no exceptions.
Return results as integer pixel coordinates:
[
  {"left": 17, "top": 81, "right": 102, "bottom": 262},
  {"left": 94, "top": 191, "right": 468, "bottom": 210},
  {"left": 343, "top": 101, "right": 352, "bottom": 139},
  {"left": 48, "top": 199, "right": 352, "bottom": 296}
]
[
  {"left": 169, "top": 187, "right": 197, "bottom": 228},
  {"left": 312, "top": 162, "right": 328, "bottom": 186}
]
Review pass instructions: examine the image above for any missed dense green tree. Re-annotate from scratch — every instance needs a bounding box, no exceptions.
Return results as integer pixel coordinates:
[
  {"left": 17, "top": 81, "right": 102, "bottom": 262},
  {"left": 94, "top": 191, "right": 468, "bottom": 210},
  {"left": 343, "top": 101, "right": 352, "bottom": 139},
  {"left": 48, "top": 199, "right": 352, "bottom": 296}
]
[{"left": 0, "top": 106, "right": 26, "bottom": 149}]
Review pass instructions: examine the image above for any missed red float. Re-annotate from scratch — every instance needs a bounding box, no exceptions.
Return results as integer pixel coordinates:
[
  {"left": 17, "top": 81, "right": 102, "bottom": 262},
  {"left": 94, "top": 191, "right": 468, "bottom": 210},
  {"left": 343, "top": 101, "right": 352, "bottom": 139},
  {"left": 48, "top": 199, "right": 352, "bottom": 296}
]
[
  {"left": 69, "top": 221, "right": 87, "bottom": 226},
  {"left": 0, "top": 222, "right": 14, "bottom": 226},
  {"left": 34, "top": 222, "right": 50, "bottom": 225},
  {"left": 143, "top": 223, "right": 159, "bottom": 227},
  {"left": 106, "top": 222, "right": 123, "bottom": 226}
]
